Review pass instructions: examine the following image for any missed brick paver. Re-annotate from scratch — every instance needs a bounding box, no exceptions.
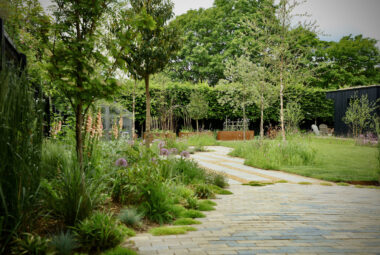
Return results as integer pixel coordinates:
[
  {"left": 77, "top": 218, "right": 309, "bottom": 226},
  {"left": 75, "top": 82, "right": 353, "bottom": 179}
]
[{"left": 127, "top": 147, "right": 380, "bottom": 255}]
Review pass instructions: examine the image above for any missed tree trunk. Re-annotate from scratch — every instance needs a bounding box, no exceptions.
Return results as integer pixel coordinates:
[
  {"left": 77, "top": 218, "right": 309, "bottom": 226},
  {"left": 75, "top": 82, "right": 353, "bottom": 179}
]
[
  {"left": 260, "top": 95, "right": 264, "bottom": 139},
  {"left": 132, "top": 79, "right": 136, "bottom": 140},
  {"left": 243, "top": 103, "right": 246, "bottom": 141},
  {"left": 145, "top": 74, "right": 151, "bottom": 147},
  {"left": 196, "top": 119, "right": 199, "bottom": 133},
  {"left": 280, "top": 56, "right": 286, "bottom": 141},
  {"left": 75, "top": 103, "right": 84, "bottom": 170}
]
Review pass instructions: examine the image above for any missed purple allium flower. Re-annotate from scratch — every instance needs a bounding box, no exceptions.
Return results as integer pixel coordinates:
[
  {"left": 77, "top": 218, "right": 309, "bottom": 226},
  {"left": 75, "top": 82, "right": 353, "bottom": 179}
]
[
  {"left": 115, "top": 158, "right": 128, "bottom": 167},
  {"left": 158, "top": 141, "right": 166, "bottom": 149},
  {"left": 170, "top": 148, "right": 178, "bottom": 155},
  {"left": 151, "top": 157, "right": 157, "bottom": 163},
  {"left": 160, "top": 148, "right": 170, "bottom": 156},
  {"left": 180, "top": 150, "right": 190, "bottom": 158}
]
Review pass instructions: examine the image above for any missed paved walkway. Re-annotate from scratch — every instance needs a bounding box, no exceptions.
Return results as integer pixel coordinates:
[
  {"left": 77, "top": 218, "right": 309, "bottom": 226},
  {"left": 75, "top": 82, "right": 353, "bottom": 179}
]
[{"left": 127, "top": 147, "right": 380, "bottom": 255}]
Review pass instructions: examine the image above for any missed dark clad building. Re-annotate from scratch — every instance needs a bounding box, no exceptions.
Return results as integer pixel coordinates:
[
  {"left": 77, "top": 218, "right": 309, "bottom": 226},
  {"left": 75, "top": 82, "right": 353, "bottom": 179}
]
[{"left": 326, "top": 85, "right": 380, "bottom": 136}]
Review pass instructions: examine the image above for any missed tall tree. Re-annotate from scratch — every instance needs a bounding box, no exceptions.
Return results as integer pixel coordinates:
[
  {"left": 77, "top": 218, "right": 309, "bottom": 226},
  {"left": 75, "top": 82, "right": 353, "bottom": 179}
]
[
  {"left": 116, "top": 0, "right": 181, "bottom": 146},
  {"left": 168, "top": 0, "right": 272, "bottom": 85},
  {"left": 187, "top": 91, "right": 209, "bottom": 132},
  {"left": 48, "top": 0, "right": 119, "bottom": 167},
  {"left": 313, "top": 35, "right": 380, "bottom": 88}
]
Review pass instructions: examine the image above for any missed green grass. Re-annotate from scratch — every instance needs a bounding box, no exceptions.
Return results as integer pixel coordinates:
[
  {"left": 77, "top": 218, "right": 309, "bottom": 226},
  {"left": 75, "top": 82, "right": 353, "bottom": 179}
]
[
  {"left": 243, "top": 181, "right": 274, "bottom": 187},
  {"left": 298, "top": 182, "right": 312, "bottom": 185},
  {"left": 224, "top": 136, "right": 379, "bottom": 182},
  {"left": 102, "top": 247, "right": 138, "bottom": 255},
  {"left": 337, "top": 182, "right": 350, "bottom": 186},
  {"left": 211, "top": 185, "right": 233, "bottom": 195},
  {"left": 320, "top": 182, "right": 333, "bottom": 186},
  {"left": 180, "top": 210, "right": 206, "bottom": 218},
  {"left": 186, "top": 134, "right": 219, "bottom": 147},
  {"left": 173, "top": 218, "right": 201, "bottom": 225},
  {"left": 276, "top": 180, "right": 288, "bottom": 183},
  {"left": 198, "top": 200, "right": 216, "bottom": 211},
  {"left": 149, "top": 226, "right": 196, "bottom": 236}
]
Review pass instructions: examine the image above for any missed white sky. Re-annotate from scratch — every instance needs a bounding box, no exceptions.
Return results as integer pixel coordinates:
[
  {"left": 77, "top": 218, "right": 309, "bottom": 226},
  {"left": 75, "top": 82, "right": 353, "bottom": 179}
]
[{"left": 39, "top": 0, "right": 380, "bottom": 46}]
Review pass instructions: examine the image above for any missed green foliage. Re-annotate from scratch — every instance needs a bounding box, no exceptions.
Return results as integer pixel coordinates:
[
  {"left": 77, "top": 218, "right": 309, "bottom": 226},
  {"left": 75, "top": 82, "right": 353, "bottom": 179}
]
[
  {"left": 313, "top": 35, "right": 380, "bottom": 88},
  {"left": 343, "top": 94, "right": 376, "bottom": 137},
  {"left": 73, "top": 212, "right": 126, "bottom": 253},
  {"left": 194, "top": 184, "right": 215, "bottom": 199},
  {"left": 0, "top": 68, "right": 43, "bottom": 252},
  {"left": 102, "top": 247, "right": 138, "bottom": 255},
  {"left": 185, "top": 196, "right": 199, "bottom": 210},
  {"left": 173, "top": 218, "right": 201, "bottom": 225},
  {"left": 50, "top": 231, "right": 78, "bottom": 255},
  {"left": 211, "top": 186, "right": 233, "bottom": 195},
  {"left": 118, "top": 208, "right": 143, "bottom": 228},
  {"left": 11, "top": 233, "right": 50, "bottom": 255},
  {"left": 180, "top": 210, "right": 206, "bottom": 219},
  {"left": 169, "top": 205, "right": 187, "bottom": 218},
  {"left": 284, "top": 101, "right": 304, "bottom": 132},
  {"left": 40, "top": 160, "right": 105, "bottom": 226}
]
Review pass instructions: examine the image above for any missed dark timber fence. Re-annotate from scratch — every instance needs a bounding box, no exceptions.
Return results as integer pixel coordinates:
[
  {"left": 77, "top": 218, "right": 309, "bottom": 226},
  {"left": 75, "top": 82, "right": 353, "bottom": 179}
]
[{"left": 0, "top": 18, "right": 27, "bottom": 71}]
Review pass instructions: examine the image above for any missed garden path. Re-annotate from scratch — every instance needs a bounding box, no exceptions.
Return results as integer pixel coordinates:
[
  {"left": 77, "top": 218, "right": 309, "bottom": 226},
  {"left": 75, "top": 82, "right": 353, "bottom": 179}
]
[{"left": 126, "top": 147, "right": 380, "bottom": 255}]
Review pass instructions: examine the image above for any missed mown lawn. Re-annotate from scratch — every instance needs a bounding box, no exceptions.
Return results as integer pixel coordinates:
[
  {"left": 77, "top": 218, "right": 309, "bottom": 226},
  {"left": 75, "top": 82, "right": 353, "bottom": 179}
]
[{"left": 222, "top": 137, "right": 379, "bottom": 182}]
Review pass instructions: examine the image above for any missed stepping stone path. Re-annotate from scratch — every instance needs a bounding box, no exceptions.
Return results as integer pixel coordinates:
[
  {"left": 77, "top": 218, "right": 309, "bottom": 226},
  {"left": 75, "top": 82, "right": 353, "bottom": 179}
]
[{"left": 127, "top": 146, "right": 380, "bottom": 255}]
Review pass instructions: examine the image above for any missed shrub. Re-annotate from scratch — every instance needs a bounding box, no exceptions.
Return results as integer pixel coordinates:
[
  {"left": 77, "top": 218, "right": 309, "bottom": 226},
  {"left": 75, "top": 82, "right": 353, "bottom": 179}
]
[
  {"left": 73, "top": 212, "right": 126, "bottom": 252},
  {"left": 40, "top": 161, "right": 105, "bottom": 226},
  {"left": 118, "top": 208, "right": 143, "bottom": 228},
  {"left": 173, "top": 218, "right": 201, "bottom": 225},
  {"left": 185, "top": 196, "right": 199, "bottom": 209},
  {"left": 180, "top": 210, "right": 206, "bottom": 219},
  {"left": 170, "top": 184, "right": 195, "bottom": 205},
  {"left": 163, "top": 158, "right": 207, "bottom": 184},
  {"left": 149, "top": 226, "right": 196, "bottom": 236},
  {"left": 194, "top": 184, "right": 215, "bottom": 199},
  {"left": 50, "top": 231, "right": 78, "bottom": 255},
  {"left": 206, "top": 172, "right": 228, "bottom": 188},
  {"left": 102, "top": 247, "right": 138, "bottom": 255},
  {"left": 139, "top": 183, "right": 174, "bottom": 224},
  {"left": 11, "top": 233, "right": 50, "bottom": 255}
]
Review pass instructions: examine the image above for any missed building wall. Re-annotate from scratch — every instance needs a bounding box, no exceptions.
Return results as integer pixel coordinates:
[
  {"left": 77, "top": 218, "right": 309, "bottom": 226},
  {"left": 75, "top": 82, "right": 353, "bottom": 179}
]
[{"left": 326, "top": 86, "right": 380, "bottom": 136}]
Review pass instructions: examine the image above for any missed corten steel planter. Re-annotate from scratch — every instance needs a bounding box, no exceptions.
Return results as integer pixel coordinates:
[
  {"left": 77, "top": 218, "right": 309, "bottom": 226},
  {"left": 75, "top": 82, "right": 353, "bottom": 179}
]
[
  {"left": 143, "top": 132, "right": 176, "bottom": 140},
  {"left": 178, "top": 131, "right": 214, "bottom": 138},
  {"left": 216, "top": 131, "right": 254, "bottom": 141}
]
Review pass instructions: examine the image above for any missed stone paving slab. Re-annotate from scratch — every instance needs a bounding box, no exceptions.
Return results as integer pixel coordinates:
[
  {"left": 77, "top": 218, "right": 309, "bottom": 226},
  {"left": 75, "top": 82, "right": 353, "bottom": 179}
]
[
  {"left": 126, "top": 147, "right": 380, "bottom": 254},
  {"left": 127, "top": 183, "right": 380, "bottom": 254}
]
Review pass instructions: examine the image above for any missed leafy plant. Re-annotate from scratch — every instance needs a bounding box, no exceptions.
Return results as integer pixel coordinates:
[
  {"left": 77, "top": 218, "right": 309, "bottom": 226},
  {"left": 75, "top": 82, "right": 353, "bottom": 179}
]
[
  {"left": 118, "top": 208, "right": 143, "bottom": 228},
  {"left": 40, "top": 161, "right": 105, "bottom": 226},
  {"left": 73, "top": 212, "right": 126, "bottom": 253},
  {"left": 211, "top": 185, "right": 233, "bottom": 195},
  {"left": 0, "top": 67, "right": 43, "bottom": 252},
  {"left": 185, "top": 196, "right": 199, "bottom": 210},
  {"left": 50, "top": 231, "right": 78, "bottom": 255},
  {"left": 139, "top": 183, "right": 174, "bottom": 224},
  {"left": 11, "top": 233, "right": 50, "bottom": 255}
]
